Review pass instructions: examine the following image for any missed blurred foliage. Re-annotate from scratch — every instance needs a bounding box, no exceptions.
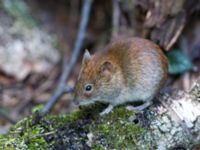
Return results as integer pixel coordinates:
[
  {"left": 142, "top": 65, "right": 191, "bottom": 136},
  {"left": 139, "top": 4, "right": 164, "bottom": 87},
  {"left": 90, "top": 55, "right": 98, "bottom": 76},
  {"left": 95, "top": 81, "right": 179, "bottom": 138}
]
[
  {"left": 167, "top": 49, "right": 193, "bottom": 75},
  {"left": 0, "top": 107, "right": 9, "bottom": 115},
  {"left": 32, "top": 105, "right": 44, "bottom": 113},
  {"left": 1, "top": 0, "right": 36, "bottom": 28}
]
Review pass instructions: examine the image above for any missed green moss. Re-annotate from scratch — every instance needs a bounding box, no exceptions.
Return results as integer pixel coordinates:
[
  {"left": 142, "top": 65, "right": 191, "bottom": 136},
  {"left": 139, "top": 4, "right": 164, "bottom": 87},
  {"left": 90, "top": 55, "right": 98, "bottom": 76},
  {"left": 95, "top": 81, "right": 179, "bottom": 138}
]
[
  {"left": 90, "top": 107, "right": 143, "bottom": 149},
  {"left": 0, "top": 116, "right": 48, "bottom": 150},
  {"left": 0, "top": 105, "right": 144, "bottom": 149}
]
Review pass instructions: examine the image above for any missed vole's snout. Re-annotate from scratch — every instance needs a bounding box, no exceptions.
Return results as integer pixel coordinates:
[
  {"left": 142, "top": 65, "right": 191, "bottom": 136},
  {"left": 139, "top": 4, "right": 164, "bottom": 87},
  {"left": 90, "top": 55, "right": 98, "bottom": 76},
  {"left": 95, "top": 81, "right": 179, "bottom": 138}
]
[{"left": 73, "top": 97, "right": 80, "bottom": 105}]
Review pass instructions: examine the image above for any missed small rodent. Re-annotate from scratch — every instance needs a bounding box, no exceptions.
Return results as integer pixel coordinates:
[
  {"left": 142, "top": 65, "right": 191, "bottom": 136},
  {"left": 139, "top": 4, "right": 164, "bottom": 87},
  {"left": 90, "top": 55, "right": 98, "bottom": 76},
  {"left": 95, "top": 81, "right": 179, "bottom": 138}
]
[{"left": 74, "top": 37, "right": 168, "bottom": 115}]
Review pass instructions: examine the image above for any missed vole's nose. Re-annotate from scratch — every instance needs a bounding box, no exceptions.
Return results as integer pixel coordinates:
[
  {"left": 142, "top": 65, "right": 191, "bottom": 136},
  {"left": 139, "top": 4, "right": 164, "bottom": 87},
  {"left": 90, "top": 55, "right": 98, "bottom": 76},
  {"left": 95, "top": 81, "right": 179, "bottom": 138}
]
[{"left": 73, "top": 97, "right": 80, "bottom": 105}]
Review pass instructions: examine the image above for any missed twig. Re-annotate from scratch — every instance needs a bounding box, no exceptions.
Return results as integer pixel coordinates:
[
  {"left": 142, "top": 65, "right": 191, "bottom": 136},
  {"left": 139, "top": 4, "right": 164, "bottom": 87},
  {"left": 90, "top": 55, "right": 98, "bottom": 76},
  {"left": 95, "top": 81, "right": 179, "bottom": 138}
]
[
  {"left": 111, "top": 0, "right": 120, "bottom": 39},
  {"left": 42, "top": 0, "right": 93, "bottom": 114}
]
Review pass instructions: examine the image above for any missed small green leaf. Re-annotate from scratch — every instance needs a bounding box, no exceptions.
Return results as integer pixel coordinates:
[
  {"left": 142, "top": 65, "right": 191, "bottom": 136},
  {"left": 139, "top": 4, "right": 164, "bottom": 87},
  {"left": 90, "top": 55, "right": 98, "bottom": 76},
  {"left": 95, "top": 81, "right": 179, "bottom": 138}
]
[
  {"left": 167, "top": 49, "right": 193, "bottom": 74},
  {"left": 32, "top": 105, "right": 44, "bottom": 113},
  {"left": 0, "top": 107, "right": 9, "bottom": 114}
]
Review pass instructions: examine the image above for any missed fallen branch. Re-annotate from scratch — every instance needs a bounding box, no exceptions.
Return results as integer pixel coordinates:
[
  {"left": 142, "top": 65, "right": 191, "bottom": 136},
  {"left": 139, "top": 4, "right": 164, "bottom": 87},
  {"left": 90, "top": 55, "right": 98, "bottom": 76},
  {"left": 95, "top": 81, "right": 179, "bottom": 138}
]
[
  {"left": 42, "top": 0, "right": 93, "bottom": 114},
  {"left": 137, "top": 79, "right": 200, "bottom": 149}
]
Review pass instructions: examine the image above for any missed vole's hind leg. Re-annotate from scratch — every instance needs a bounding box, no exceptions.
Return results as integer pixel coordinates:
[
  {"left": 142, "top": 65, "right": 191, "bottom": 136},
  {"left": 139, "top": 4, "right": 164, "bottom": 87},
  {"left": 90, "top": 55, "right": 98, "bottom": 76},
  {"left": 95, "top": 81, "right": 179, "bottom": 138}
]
[
  {"left": 126, "top": 101, "right": 152, "bottom": 111},
  {"left": 100, "top": 104, "right": 114, "bottom": 116}
]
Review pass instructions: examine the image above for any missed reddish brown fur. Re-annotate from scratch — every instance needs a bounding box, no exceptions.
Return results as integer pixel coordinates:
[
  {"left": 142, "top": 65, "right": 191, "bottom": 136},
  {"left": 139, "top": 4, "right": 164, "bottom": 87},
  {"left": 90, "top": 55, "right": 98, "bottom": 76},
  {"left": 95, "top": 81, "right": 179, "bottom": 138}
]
[{"left": 74, "top": 37, "right": 168, "bottom": 107}]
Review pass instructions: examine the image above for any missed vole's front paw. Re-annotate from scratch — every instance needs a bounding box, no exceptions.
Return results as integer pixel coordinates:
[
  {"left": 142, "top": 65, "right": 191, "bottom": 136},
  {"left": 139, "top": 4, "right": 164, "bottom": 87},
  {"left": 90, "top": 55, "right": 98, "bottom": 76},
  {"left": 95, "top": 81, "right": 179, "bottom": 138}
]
[
  {"left": 100, "top": 104, "right": 114, "bottom": 116},
  {"left": 126, "top": 105, "right": 140, "bottom": 112},
  {"left": 126, "top": 101, "right": 152, "bottom": 111}
]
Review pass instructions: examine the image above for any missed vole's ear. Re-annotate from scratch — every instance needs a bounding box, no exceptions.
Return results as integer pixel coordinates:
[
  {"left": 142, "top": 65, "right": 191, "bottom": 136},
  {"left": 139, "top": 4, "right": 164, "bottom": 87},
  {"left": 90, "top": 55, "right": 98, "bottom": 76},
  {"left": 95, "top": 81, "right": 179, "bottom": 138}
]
[
  {"left": 100, "top": 61, "right": 115, "bottom": 76},
  {"left": 82, "top": 49, "right": 91, "bottom": 65}
]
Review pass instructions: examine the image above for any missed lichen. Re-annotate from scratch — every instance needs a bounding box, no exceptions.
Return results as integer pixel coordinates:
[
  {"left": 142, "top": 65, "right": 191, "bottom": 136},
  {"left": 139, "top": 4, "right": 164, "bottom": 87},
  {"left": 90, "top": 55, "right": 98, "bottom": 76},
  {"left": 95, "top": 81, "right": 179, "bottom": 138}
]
[{"left": 0, "top": 104, "right": 144, "bottom": 149}]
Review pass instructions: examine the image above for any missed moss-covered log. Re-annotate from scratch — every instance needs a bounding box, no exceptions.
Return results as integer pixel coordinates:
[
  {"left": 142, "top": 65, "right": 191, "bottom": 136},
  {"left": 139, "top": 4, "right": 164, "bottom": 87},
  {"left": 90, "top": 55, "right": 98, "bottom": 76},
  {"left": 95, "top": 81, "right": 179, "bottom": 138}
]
[
  {"left": 0, "top": 106, "right": 143, "bottom": 150},
  {"left": 1, "top": 79, "right": 200, "bottom": 150}
]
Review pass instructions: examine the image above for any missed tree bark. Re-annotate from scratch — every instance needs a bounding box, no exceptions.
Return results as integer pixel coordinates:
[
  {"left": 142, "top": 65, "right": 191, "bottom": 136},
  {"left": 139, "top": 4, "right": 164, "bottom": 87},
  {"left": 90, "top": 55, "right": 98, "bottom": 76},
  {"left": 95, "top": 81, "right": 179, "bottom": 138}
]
[{"left": 137, "top": 78, "right": 200, "bottom": 149}]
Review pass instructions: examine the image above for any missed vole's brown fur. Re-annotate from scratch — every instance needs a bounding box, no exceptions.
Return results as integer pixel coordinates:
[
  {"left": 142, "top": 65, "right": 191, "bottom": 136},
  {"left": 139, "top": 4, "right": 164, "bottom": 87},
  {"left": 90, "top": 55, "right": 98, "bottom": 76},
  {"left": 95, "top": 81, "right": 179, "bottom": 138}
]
[{"left": 74, "top": 37, "right": 168, "bottom": 115}]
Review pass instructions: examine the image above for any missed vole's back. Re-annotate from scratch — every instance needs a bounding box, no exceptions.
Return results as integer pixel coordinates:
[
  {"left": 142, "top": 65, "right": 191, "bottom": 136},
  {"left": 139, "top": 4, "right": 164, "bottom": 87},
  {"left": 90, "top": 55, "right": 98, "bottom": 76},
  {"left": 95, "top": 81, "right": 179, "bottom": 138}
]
[{"left": 98, "top": 38, "right": 168, "bottom": 102}]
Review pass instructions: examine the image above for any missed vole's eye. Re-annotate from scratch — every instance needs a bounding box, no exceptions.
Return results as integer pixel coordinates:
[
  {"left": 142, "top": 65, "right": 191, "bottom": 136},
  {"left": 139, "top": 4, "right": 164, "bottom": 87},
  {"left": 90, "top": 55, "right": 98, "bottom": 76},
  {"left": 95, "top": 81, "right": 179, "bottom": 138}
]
[{"left": 85, "top": 84, "right": 93, "bottom": 92}]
